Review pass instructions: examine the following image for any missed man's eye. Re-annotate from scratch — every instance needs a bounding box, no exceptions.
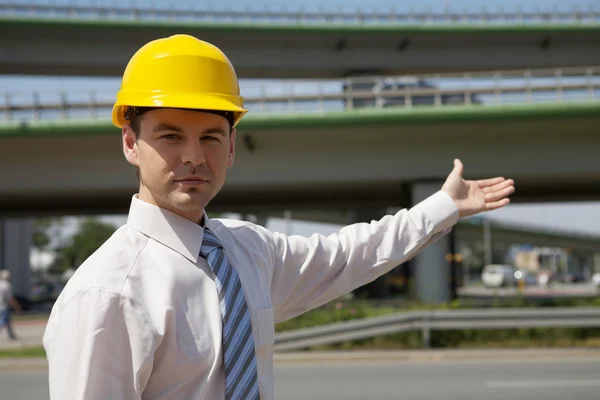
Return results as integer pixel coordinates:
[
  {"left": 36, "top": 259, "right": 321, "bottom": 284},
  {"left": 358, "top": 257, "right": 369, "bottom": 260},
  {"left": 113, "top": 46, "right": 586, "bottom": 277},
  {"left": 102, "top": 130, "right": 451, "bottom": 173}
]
[
  {"left": 162, "top": 134, "right": 179, "bottom": 140},
  {"left": 202, "top": 136, "right": 220, "bottom": 141}
]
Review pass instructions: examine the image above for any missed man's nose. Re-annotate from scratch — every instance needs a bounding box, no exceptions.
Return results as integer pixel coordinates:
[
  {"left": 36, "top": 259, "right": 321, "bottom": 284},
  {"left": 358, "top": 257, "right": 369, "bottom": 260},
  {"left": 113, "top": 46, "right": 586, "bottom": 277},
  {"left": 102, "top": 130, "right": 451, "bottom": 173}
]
[{"left": 181, "top": 140, "right": 206, "bottom": 166}]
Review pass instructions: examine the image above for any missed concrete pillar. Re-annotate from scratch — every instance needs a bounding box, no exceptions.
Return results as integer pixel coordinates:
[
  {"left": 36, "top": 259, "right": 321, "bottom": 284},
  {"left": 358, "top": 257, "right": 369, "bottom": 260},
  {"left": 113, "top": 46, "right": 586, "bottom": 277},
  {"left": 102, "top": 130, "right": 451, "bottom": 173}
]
[
  {"left": 412, "top": 182, "right": 453, "bottom": 304},
  {"left": 0, "top": 218, "right": 33, "bottom": 298},
  {"left": 594, "top": 254, "right": 600, "bottom": 274}
]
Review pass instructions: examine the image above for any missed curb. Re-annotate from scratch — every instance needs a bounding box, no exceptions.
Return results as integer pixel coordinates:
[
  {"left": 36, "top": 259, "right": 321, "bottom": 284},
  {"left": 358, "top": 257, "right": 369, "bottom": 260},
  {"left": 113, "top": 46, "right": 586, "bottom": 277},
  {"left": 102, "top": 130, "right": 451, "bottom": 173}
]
[{"left": 273, "top": 347, "right": 600, "bottom": 364}]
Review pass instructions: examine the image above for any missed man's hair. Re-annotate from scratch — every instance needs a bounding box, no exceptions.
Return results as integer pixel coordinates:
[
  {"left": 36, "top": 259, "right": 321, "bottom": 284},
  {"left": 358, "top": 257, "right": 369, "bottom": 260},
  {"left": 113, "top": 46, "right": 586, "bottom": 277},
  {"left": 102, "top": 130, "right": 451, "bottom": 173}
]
[{"left": 125, "top": 107, "right": 235, "bottom": 138}]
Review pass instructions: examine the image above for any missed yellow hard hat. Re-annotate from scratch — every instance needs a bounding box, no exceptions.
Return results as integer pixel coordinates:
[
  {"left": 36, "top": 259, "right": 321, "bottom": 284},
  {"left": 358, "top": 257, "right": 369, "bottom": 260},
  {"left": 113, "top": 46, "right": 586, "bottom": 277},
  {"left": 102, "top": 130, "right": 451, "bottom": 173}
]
[{"left": 112, "top": 34, "right": 247, "bottom": 128}]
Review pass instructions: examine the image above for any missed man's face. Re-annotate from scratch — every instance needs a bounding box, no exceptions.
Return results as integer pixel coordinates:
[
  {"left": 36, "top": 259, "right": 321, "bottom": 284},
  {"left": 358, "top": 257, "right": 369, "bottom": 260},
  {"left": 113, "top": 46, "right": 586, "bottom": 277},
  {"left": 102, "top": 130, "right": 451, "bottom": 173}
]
[{"left": 122, "top": 108, "right": 236, "bottom": 223}]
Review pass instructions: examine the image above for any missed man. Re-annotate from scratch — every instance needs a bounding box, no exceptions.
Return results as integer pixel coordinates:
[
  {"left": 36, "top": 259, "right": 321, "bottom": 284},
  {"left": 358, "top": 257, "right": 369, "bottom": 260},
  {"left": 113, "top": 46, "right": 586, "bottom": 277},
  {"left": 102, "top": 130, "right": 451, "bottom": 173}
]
[
  {"left": 0, "top": 269, "right": 21, "bottom": 340},
  {"left": 43, "top": 34, "right": 514, "bottom": 399}
]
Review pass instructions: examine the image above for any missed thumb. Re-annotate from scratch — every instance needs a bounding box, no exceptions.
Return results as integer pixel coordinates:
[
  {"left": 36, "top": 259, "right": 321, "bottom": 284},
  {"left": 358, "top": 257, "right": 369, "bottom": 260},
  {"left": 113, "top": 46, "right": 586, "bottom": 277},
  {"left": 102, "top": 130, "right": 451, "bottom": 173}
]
[{"left": 452, "top": 158, "right": 464, "bottom": 177}]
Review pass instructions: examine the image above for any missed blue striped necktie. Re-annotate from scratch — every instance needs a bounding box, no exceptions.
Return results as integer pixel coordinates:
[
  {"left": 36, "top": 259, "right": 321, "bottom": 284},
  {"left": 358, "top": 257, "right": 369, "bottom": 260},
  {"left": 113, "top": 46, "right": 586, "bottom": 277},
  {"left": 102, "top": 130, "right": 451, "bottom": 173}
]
[{"left": 200, "top": 228, "right": 260, "bottom": 400}]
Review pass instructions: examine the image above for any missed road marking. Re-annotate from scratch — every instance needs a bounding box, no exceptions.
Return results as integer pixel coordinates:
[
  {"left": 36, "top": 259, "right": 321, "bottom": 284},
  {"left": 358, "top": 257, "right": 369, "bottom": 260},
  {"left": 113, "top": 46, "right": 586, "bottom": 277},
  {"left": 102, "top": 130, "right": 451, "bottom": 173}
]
[{"left": 487, "top": 379, "right": 600, "bottom": 389}]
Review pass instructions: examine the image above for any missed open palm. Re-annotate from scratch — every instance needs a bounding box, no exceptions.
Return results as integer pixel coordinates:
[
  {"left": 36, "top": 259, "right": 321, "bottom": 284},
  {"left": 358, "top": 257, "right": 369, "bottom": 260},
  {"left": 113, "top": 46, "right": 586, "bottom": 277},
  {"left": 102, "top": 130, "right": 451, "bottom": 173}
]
[{"left": 442, "top": 159, "right": 515, "bottom": 218}]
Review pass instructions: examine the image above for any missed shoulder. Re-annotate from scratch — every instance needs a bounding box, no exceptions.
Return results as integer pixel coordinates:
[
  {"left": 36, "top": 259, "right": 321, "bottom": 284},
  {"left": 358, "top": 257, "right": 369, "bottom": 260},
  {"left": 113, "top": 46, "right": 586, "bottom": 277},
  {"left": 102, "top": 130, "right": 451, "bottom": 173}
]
[
  {"left": 54, "top": 225, "right": 149, "bottom": 308},
  {"left": 209, "top": 218, "right": 276, "bottom": 258},
  {"left": 211, "top": 218, "right": 274, "bottom": 242}
]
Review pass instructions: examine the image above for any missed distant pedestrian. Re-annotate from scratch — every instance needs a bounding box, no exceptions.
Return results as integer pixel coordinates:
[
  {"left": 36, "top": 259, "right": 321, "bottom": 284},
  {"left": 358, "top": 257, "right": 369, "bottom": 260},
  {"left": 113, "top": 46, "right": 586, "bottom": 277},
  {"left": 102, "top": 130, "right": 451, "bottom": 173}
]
[{"left": 0, "top": 269, "right": 21, "bottom": 340}]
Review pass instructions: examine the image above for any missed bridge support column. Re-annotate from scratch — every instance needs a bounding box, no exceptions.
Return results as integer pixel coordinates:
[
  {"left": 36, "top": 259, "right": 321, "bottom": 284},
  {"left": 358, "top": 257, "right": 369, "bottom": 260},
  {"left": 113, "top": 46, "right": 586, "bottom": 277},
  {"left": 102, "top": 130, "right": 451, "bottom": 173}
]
[
  {"left": 412, "top": 182, "right": 454, "bottom": 304},
  {"left": 0, "top": 218, "right": 33, "bottom": 298}
]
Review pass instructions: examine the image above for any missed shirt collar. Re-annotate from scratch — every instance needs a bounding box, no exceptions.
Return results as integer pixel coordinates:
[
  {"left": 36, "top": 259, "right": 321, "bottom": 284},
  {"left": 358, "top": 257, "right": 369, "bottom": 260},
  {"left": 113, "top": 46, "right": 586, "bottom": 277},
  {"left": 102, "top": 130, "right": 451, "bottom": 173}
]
[{"left": 126, "top": 195, "right": 213, "bottom": 264}]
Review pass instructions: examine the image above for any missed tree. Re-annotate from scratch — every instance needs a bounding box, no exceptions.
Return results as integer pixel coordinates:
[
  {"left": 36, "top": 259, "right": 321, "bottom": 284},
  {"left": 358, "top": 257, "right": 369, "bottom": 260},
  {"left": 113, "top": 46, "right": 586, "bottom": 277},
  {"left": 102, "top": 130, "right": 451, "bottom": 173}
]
[
  {"left": 49, "top": 218, "right": 117, "bottom": 274},
  {"left": 32, "top": 217, "right": 63, "bottom": 251}
]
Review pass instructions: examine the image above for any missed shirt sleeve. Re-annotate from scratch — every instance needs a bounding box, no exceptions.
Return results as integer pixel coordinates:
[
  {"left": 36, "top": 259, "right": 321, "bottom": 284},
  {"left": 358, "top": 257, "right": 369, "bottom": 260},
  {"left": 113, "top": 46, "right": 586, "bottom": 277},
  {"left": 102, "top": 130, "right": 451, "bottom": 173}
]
[
  {"left": 268, "top": 190, "right": 459, "bottom": 323},
  {"left": 43, "top": 288, "right": 155, "bottom": 400}
]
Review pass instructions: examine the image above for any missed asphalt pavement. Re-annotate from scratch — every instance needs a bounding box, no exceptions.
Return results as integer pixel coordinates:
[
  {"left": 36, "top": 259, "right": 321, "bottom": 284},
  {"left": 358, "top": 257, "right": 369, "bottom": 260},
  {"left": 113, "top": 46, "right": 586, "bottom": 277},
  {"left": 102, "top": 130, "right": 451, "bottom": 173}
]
[
  {"left": 1, "top": 349, "right": 599, "bottom": 399},
  {"left": 274, "top": 354, "right": 600, "bottom": 400}
]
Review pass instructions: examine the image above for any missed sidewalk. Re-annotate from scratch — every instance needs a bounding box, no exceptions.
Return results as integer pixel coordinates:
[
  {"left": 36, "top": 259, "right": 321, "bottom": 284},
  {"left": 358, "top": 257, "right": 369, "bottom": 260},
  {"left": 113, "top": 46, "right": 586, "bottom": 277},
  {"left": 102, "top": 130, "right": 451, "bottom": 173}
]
[{"left": 0, "top": 317, "right": 48, "bottom": 350}]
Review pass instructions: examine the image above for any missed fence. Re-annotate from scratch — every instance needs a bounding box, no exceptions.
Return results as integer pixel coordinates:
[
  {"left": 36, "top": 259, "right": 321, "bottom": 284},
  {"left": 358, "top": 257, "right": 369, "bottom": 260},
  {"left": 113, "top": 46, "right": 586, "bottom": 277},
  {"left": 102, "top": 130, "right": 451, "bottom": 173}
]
[
  {"left": 1, "top": 66, "right": 599, "bottom": 122},
  {"left": 273, "top": 306, "right": 600, "bottom": 351},
  {"left": 1, "top": 1, "right": 599, "bottom": 25}
]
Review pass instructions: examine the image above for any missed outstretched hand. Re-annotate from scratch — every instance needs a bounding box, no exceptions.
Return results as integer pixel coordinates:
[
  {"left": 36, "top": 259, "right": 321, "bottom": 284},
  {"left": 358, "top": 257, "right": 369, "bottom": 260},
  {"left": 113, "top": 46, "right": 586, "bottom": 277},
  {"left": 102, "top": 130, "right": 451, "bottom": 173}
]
[{"left": 442, "top": 159, "right": 515, "bottom": 218}]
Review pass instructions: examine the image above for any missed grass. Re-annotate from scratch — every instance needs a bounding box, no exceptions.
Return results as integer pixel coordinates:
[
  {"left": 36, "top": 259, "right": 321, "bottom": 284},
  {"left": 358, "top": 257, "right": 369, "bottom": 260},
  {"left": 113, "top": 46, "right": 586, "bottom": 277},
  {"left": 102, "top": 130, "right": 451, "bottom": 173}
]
[
  {"left": 306, "top": 330, "right": 600, "bottom": 351},
  {"left": 0, "top": 346, "right": 46, "bottom": 358}
]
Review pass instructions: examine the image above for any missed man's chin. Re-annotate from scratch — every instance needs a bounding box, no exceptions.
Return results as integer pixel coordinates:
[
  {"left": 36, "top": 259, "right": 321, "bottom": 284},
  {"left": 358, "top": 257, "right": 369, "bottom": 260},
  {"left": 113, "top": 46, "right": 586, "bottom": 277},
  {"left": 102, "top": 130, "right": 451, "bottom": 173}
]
[{"left": 172, "top": 191, "right": 209, "bottom": 209}]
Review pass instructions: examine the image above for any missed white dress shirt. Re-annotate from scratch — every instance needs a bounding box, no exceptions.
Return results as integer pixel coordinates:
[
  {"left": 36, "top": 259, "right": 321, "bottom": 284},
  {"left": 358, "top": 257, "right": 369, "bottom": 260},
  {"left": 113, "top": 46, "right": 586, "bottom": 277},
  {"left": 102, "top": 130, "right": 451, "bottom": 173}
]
[
  {"left": 43, "top": 191, "right": 458, "bottom": 400},
  {"left": 0, "top": 280, "right": 12, "bottom": 311}
]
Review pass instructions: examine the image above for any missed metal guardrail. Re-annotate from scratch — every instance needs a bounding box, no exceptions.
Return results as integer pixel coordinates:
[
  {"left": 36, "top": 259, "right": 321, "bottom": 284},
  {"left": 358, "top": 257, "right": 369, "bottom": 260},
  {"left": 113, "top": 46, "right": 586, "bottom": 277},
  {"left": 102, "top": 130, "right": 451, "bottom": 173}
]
[
  {"left": 1, "top": 66, "right": 598, "bottom": 122},
  {"left": 1, "top": 2, "right": 599, "bottom": 25},
  {"left": 273, "top": 307, "right": 600, "bottom": 351}
]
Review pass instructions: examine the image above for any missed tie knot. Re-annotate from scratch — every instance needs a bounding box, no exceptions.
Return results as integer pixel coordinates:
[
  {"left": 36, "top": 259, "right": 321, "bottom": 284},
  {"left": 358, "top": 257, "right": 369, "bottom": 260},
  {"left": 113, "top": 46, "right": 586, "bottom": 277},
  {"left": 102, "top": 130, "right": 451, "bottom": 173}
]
[{"left": 200, "top": 228, "right": 222, "bottom": 258}]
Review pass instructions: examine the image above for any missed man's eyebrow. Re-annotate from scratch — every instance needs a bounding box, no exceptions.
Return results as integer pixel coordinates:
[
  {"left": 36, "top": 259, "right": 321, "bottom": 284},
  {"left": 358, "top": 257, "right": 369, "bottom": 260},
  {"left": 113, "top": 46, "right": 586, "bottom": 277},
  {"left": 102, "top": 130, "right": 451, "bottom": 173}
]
[
  {"left": 202, "top": 127, "right": 227, "bottom": 136},
  {"left": 152, "top": 123, "right": 184, "bottom": 133}
]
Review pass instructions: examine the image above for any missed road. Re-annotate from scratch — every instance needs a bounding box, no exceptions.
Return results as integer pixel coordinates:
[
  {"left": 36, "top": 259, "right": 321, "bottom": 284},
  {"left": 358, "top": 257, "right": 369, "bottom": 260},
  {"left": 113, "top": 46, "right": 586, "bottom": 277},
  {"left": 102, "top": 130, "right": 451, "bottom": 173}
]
[
  {"left": 274, "top": 356, "right": 600, "bottom": 400},
  {"left": 1, "top": 353, "right": 599, "bottom": 399}
]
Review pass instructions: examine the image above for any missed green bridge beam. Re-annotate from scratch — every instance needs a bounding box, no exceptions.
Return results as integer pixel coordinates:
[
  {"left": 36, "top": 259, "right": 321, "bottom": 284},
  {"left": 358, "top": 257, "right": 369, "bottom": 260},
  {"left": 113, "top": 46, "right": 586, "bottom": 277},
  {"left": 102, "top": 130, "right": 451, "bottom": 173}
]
[{"left": 1, "top": 101, "right": 599, "bottom": 139}]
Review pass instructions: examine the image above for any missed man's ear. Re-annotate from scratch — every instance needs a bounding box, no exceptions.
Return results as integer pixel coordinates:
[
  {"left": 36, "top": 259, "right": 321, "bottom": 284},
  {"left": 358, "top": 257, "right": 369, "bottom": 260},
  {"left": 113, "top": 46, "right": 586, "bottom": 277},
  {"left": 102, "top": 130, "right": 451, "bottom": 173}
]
[
  {"left": 122, "top": 124, "right": 140, "bottom": 167},
  {"left": 228, "top": 127, "right": 236, "bottom": 168}
]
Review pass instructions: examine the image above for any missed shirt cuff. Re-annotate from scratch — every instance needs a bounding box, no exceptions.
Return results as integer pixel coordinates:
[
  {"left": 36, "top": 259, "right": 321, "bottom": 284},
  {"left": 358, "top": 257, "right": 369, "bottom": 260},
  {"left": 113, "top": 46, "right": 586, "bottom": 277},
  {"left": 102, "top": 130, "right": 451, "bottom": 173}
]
[{"left": 410, "top": 190, "right": 459, "bottom": 235}]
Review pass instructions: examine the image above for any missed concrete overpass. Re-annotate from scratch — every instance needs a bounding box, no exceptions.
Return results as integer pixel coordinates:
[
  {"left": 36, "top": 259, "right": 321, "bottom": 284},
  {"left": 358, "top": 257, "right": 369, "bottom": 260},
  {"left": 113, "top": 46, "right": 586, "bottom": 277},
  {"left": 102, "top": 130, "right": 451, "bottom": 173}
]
[
  {"left": 1, "top": 100, "right": 599, "bottom": 216},
  {"left": 1, "top": 5, "right": 600, "bottom": 78}
]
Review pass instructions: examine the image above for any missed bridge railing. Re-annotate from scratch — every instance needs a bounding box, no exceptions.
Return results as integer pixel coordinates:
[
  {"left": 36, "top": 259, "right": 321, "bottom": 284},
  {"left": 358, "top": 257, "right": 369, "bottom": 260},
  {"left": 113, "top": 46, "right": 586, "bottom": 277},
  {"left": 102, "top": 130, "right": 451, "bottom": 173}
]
[
  {"left": 1, "top": 1, "right": 599, "bottom": 25},
  {"left": 1, "top": 66, "right": 599, "bottom": 122},
  {"left": 273, "top": 306, "right": 600, "bottom": 351}
]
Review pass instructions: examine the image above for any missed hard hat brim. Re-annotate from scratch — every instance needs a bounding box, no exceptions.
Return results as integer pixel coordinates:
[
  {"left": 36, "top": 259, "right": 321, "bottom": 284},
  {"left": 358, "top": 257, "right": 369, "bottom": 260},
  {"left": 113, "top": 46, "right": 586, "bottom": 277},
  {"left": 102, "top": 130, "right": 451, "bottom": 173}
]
[{"left": 112, "top": 90, "right": 248, "bottom": 129}]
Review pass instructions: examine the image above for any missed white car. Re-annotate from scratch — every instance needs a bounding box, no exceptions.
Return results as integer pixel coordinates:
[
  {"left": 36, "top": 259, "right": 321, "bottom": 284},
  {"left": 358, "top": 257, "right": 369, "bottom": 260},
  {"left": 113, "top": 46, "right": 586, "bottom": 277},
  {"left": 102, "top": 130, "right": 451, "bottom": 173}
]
[
  {"left": 592, "top": 273, "right": 600, "bottom": 289},
  {"left": 481, "top": 264, "right": 517, "bottom": 288}
]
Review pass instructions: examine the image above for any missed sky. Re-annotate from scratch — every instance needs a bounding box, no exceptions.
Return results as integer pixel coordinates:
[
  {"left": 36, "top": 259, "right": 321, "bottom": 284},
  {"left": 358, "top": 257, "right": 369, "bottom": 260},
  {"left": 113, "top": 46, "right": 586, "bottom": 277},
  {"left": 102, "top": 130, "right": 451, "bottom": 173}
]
[{"left": 3, "top": 0, "right": 600, "bottom": 238}]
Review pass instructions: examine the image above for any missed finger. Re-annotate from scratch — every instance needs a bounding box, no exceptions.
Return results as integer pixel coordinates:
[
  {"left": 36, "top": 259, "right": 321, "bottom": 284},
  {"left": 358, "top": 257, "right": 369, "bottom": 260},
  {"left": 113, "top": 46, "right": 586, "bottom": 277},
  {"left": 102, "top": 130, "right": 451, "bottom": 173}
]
[
  {"left": 485, "top": 198, "right": 511, "bottom": 211},
  {"left": 452, "top": 159, "right": 464, "bottom": 177},
  {"left": 485, "top": 185, "right": 515, "bottom": 202},
  {"left": 482, "top": 179, "right": 514, "bottom": 194},
  {"left": 476, "top": 177, "right": 505, "bottom": 188}
]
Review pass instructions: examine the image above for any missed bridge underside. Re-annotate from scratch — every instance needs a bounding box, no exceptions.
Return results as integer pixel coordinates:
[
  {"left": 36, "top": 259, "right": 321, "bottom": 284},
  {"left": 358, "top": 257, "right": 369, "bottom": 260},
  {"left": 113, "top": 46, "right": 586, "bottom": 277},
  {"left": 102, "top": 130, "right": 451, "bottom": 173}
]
[
  {"left": 1, "top": 19, "right": 599, "bottom": 78},
  {"left": 0, "top": 113, "right": 599, "bottom": 217}
]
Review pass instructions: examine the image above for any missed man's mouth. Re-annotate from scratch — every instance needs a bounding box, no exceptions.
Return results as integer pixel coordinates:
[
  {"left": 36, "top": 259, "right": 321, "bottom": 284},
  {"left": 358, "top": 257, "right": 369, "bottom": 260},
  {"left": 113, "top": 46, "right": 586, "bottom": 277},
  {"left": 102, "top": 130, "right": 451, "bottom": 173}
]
[{"left": 175, "top": 176, "right": 208, "bottom": 185}]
